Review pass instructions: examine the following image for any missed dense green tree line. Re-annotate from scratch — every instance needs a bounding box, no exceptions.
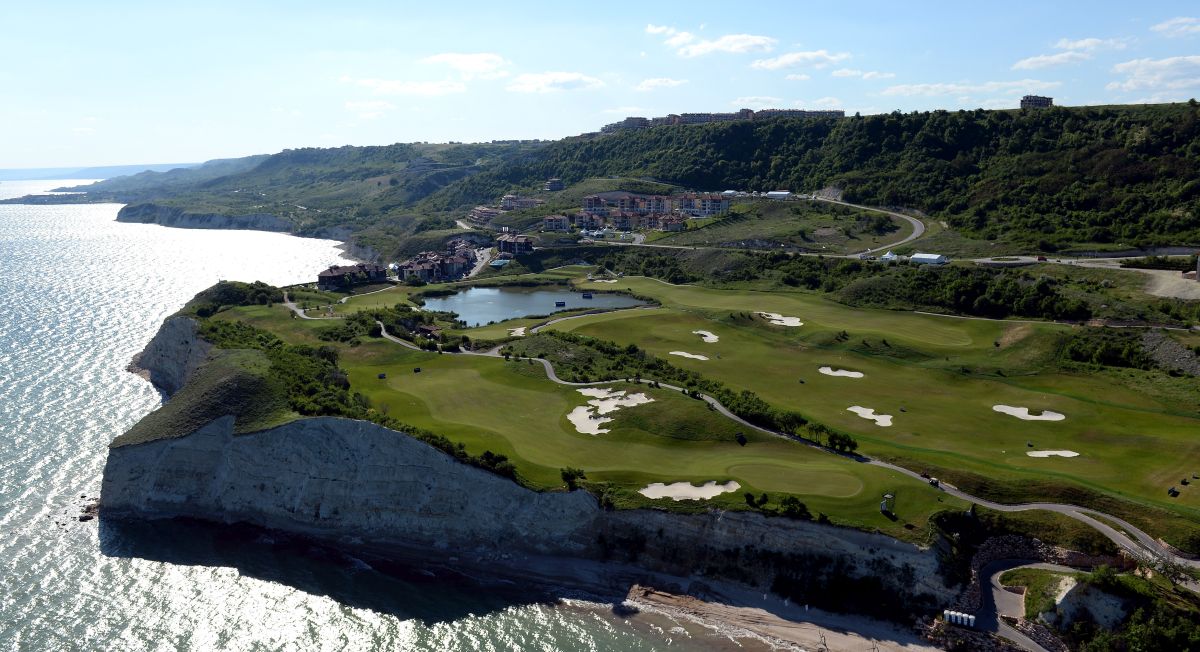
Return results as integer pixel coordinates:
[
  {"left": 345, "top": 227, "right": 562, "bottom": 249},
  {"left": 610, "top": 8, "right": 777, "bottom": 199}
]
[{"left": 426, "top": 103, "right": 1200, "bottom": 249}]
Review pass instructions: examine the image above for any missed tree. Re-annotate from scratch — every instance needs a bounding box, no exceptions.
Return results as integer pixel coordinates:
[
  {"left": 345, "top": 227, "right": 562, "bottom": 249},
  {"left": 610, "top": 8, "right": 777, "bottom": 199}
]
[
  {"left": 780, "top": 496, "right": 812, "bottom": 520},
  {"left": 560, "top": 467, "right": 586, "bottom": 490}
]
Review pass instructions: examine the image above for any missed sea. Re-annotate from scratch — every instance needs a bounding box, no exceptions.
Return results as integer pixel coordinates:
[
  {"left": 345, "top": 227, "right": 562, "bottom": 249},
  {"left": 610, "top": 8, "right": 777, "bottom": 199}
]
[{"left": 0, "top": 180, "right": 757, "bottom": 651}]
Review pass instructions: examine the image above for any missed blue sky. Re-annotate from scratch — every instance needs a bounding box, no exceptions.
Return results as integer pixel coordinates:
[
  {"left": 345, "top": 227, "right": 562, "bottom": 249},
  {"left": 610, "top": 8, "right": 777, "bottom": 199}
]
[{"left": 2, "top": 1, "right": 1199, "bottom": 167}]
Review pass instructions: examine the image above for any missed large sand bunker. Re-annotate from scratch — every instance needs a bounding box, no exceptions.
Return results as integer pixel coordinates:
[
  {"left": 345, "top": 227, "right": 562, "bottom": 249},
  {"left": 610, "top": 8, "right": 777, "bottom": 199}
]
[
  {"left": 567, "top": 387, "right": 655, "bottom": 435},
  {"left": 639, "top": 480, "right": 741, "bottom": 501},
  {"left": 993, "top": 405, "right": 1065, "bottom": 421},
  {"left": 592, "top": 279, "right": 619, "bottom": 284},
  {"left": 1027, "top": 450, "right": 1080, "bottom": 458},
  {"left": 819, "top": 366, "right": 864, "bottom": 379},
  {"left": 507, "top": 326, "right": 527, "bottom": 337},
  {"left": 757, "top": 312, "right": 803, "bottom": 327},
  {"left": 692, "top": 330, "right": 720, "bottom": 343},
  {"left": 670, "top": 351, "right": 710, "bottom": 360},
  {"left": 847, "top": 406, "right": 893, "bottom": 427}
]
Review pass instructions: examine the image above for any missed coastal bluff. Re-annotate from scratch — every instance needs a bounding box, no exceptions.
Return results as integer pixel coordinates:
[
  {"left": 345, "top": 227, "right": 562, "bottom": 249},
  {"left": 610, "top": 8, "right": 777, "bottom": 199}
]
[
  {"left": 102, "top": 315, "right": 954, "bottom": 605},
  {"left": 116, "top": 203, "right": 292, "bottom": 232}
]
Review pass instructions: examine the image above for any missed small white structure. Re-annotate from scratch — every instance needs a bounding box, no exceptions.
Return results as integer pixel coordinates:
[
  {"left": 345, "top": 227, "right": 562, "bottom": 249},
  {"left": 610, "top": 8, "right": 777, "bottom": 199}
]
[
  {"left": 721, "top": 189, "right": 738, "bottom": 197},
  {"left": 911, "top": 252, "right": 948, "bottom": 265},
  {"left": 880, "top": 250, "right": 898, "bottom": 262},
  {"left": 765, "top": 190, "right": 792, "bottom": 200}
]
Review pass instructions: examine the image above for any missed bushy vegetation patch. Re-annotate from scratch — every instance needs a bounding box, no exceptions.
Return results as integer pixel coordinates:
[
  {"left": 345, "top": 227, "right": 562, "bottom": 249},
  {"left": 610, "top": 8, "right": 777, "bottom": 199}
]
[
  {"left": 1060, "top": 328, "right": 1154, "bottom": 370},
  {"left": 182, "top": 281, "right": 283, "bottom": 318}
]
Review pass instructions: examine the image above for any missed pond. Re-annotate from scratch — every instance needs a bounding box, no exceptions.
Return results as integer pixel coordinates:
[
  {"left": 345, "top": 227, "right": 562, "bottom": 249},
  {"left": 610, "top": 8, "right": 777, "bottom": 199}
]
[{"left": 420, "top": 286, "right": 645, "bottom": 327}]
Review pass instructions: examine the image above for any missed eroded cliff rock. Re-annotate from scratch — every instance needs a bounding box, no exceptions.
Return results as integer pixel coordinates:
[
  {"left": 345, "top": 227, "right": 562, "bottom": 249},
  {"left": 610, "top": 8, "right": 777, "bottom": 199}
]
[
  {"left": 127, "top": 315, "right": 210, "bottom": 395},
  {"left": 117, "top": 203, "right": 292, "bottom": 232}
]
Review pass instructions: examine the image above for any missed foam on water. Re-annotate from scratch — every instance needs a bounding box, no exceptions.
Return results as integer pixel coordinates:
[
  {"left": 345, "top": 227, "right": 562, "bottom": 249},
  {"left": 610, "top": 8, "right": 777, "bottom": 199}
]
[{"left": 0, "top": 181, "right": 711, "bottom": 651}]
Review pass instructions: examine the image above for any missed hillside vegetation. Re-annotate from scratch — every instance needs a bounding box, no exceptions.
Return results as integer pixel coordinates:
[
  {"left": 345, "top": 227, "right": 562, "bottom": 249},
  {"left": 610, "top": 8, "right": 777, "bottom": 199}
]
[
  {"left": 15, "top": 103, "right": 1200, "bottom": 254},
  {"left": 426, "top": 103, "right": 1200, "bottom": 250}
]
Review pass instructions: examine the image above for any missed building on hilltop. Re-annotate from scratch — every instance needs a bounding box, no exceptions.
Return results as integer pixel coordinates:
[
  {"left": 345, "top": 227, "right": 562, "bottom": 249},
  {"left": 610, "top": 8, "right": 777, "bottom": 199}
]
[
  {"left": 499, "top": 194, "right": 545, "bottom": 211},
  {"left": 1020, "top": 95, "right": 1053, "bottom": 109},
  {"left": 600, "top": 116, "right": 650, "bottom": 133},
  {"left": 582, "top": 191, "right": 671, "bottom": 216},
  {"left": 910, "top": 252, "right": 948, "bottom": 265},
  {"left": 317, "top": 263, "right": 388, "bottom": 291}
]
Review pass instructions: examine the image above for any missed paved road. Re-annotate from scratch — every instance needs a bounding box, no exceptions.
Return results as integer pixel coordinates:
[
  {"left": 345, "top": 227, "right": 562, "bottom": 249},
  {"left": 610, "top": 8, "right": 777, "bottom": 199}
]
[
  {"left": 811, "top": 197, "right": 927, "bottom": 255},
  {"left": 594, "top": 197, "right": 930, "bottom": 258},
  {"left": 282, "top": 292, "right": 337, "bottom": 320},
  {"left": 976, "top": 560, "right": 1080, "bottom": 652}
]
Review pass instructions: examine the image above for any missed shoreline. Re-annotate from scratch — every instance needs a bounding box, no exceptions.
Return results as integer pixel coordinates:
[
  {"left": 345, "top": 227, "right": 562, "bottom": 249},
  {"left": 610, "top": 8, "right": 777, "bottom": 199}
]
[{"left": 98, "top": 512, "right": 939, "bottom": 651}]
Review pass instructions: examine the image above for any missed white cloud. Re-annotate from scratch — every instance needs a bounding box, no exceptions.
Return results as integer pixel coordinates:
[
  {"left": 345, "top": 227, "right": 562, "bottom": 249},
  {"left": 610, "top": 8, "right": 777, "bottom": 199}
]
[
  {"left": 786, "top": 73, "right": 810, "bottom": 81},
  {"left": 1012, "top": 51, "right": 1090, "bottom": 70},
  {"left": 1013, "top": 36, "right": 1130, "bottom": 70},
  {"left": 648, "top": 24, "right": 775, "bottom": 57},
  {"left": 751, "top": 49, "right": 850, "bottom": 70},
  {"left": 506, "top": 71, "right": 604, "bottom": 93},
  {"left": 1152, "top": 17, "right": 1200, "bottom": 38},
  {"left": 881, "top": 79, "right": 1060, "bottom": 96},
  {"left": 679, "top": 33, "right": 777, "bottom": 57},
  {"left": 636, "top": 77, "right": 688, "bottom": 91},
  {"left": 1054, "top": 37, "right": 1129, "bottom": 51},
  {"left": 420, "top": 53, "right": 509, "bottom": 80},
  {"left": 795, "top": 97, "right": 843, "bottom": 109},
  {"left": 832, "top": 68, "right": 894, "bottom": 79},
  {"left": 341, "top": 76, "right": 466, "bottom": 96},
  {"left": 344, "top": 100, "right": 396, "bottom": 119},
  {"left": 1106, "top": 56, "right": 1200, "bottom": 94},
  {"left": 732, "top": 96, "right": 783, "bottom": 109}
]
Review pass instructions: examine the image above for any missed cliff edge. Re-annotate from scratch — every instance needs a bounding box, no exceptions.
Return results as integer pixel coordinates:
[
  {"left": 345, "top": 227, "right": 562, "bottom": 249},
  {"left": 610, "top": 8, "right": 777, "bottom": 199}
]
[
  {"left": 117, "top": 203, "right": 292, "bottom": 233},
  {"left": 103, "top": 313, "right": 955, "bottom": 609}
]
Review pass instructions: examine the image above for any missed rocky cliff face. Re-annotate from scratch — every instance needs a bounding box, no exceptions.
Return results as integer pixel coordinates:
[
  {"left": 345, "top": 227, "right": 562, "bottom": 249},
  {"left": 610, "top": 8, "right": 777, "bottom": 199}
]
[
  {"left": 127, "top": 316, "right": 210, "bottom": 395},
  {"left": 117, "top": 203, "right": 292, "bottom": 233},
  {"left": 105, "top": 316, "right": 956, "bottom": 606}
]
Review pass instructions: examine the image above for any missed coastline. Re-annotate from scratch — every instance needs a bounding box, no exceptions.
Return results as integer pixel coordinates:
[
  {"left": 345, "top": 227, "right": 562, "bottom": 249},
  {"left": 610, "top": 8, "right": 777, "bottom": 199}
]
[{"left": 100, "top": 512, "right": 939, "bottom": 651}]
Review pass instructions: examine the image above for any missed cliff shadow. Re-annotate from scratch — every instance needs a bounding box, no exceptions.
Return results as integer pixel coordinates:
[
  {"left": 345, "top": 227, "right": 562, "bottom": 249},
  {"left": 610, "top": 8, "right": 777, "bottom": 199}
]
[{"left": 97, "top": 516, "right": 598, "bottom": 626}]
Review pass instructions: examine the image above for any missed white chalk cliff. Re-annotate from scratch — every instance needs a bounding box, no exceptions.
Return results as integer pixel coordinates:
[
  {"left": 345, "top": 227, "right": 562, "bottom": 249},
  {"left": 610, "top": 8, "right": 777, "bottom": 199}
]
[{"left": 102, "top": 314, "right": 954, "bottom": 604}]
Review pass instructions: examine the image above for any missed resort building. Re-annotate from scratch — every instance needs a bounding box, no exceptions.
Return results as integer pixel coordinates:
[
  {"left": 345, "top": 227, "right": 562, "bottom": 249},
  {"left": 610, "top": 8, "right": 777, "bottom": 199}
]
[
  {"left": 317, "top": 263, "right": 388, "bottom": 291},
  {"left": 677, "top": 193, "right": 731, "bottom": 217},
  {"left": 543, "top": 177, "right": 565, "bottom": 191},
  {"left": 496, "top": 233, "right": 534, "bottom": 255},
  {"left": 499, "top": 194, "right": 545, "bottom": 211},
  {"left": 395, "top": 239, "right": 478, "bottom": 283},
  {"left": 542, "top": 214, "right": 571, "bottom": 232}
]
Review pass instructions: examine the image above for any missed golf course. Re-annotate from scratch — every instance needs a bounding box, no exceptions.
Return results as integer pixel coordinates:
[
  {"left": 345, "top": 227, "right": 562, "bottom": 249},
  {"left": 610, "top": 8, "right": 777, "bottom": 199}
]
[{"left": 203, "top": 263, "right": 1200, "bottom": 553}]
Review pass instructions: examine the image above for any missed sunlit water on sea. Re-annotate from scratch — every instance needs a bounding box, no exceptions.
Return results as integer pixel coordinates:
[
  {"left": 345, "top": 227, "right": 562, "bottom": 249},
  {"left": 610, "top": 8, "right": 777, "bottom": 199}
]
[{"left": 0, "top": 180, "right": 751, "bottom": 651}]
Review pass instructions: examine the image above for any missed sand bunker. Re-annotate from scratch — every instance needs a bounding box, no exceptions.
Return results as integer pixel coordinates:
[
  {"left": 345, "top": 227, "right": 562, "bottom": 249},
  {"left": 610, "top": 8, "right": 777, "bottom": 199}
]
[
  {"left": 592, "top": 279, "right": 618, "bottom": 284},
  {"left": 847, "top": 406, "right": 893, "bottom": 427},
  {"left": 757, "top": 312, "right": 803, "bottom": 327},
  {"left": 639, "top": 480, "right": 741, "bottom": 501},
  {"left": 819, "top": 366, "right": 864, "bottom": 379},
  {"left": 692, "top": 330, "right": 720, "bottom": 343},
  {"left": 1027, "top": 450, "right": 1080, "bottom": 458},
  {"left": 567, "top": 387, "right": 655, "bottom": 435},
  {"left": 670, "top": 351, "right": 710, "bottom": 360},
  {"left": 507, "top": 326, "right": 527, "bottom": 337},
  {"left": 993, "top": 405, "right": 1065, "bottom": 421}
]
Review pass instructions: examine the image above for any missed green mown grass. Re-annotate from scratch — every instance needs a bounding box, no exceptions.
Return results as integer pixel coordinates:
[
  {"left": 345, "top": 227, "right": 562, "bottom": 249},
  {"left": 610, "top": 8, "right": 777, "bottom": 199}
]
[
  {"left": 546, "top": 277, "right": 1200, "bottom": 550},
  {"left": 333, "top": 339, "right": 963, "bottom": 542}
]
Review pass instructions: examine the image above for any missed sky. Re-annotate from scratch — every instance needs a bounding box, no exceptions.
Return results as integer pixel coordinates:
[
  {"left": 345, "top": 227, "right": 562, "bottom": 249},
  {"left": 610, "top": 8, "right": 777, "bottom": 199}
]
[{"left": 2, "top": 1, "right": 1199, "bottom": 168}]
